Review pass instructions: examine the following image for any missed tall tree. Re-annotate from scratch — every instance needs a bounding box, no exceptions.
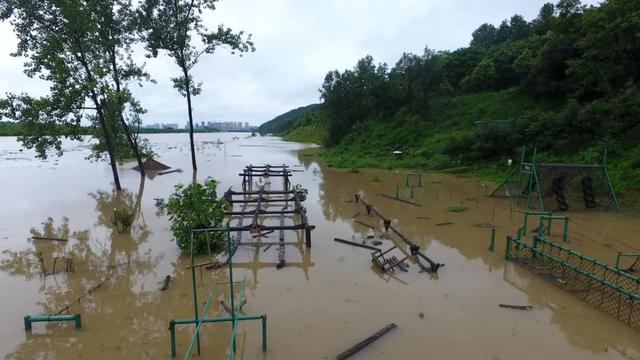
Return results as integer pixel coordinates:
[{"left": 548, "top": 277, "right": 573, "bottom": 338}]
[
  {"left": 139, "top": 0, "right": 254, "bottom": 171},
  {"left": 94, "top": 0, "right": 151, "bottom": 176},
  {"left": 0, "top": 0, "right": 124, "bottom": 189},
  {"left": 1, "top": 0, "right": 152, "bottom": 189}
]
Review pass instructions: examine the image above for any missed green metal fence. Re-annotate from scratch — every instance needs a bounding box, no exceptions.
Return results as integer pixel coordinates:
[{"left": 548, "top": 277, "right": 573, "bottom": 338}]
[{"left": 505, "top": 234, "right": 640, "bottom": 330}]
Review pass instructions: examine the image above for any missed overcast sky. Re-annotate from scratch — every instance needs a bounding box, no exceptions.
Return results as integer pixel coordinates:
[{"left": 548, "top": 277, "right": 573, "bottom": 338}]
[{"left": 0, "top": 0, "right": 600, "bottom": 127}]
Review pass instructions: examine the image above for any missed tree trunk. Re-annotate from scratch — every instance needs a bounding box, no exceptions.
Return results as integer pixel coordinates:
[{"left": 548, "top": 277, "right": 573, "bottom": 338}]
[
  {"left": 77, "top": 51, "right": 121, "bottom": 191},
  {"left": 183, "top": 68, "right": 198, "bottom": 171},
  {"left": 109, "top": 49, "right": 145, "bottom": 177},
  {"left": 95, "top": 101, "right": 122, "bottom": 191}
]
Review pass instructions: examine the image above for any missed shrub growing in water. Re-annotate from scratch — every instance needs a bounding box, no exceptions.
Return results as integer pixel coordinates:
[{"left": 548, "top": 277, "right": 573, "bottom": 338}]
[{"left": 162, "top": 178, "right": 228, "bottom": 254}]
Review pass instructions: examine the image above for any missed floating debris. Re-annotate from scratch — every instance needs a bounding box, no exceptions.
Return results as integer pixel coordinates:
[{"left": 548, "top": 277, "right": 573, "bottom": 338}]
[
  {"left": 31, "top": 236, "right": 67, "bottom": 242},
  {"left": 499, "top": 304, "right": 532, "bottom": 310},
  {"left": 334, "top": 238, "right": 380, "bottom": 251},
  {"left": 335, "top": 323, "right": 397, "bottom": 360},
  {"left": 473, "top": 223, "right": 496, "bottom": 228},
  {"left": 160, "top": 275, "right": 171, "bottom": 291},
  {"left": 354, "top": 220, "right": 375, "bottom": 229},
  {"left": 133, "top": 157, "right": 170, "bottom": 171},
  {"left": 158, "top": 168, "right": 182, "bottom": 176},
  {"left": 436, "top": 222, "right": 454, "bottom": 226}
]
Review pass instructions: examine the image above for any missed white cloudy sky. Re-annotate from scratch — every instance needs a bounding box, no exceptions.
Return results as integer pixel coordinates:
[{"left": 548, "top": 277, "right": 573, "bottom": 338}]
[{"left": 0, "top": 0, "right": 599, "bottom": 126}]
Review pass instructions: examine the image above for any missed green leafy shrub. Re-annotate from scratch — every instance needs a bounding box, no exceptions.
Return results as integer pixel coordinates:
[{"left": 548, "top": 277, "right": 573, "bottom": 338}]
[
  {"left": 293, "top": 184, "right": 308, "bottom": 201},
  {"left": 113, "top": 209, "right": 134, "bottom": 233},
  {"left": 162, "top": 178, "right": 228, "bottom": 254}
]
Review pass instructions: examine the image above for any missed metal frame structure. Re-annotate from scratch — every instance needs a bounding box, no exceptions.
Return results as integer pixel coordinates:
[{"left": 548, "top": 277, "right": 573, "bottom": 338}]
[
  {"left": 504, "top": 214, "right": 640, "bottom": 330},
  {"left": 220, "top": 164, "right": 315, "bottom": 270},
  {"left": 24, "top": 314, "right": 81, "bottom": 331},
  {"left": 169, "top": 227, "right": 267, "bottom": 359},
  {"left": 168, "top": 164, "right": 316, "bottom": 358},
  {"left": 354, "top": 194, "right": 443, "bottom": 273},
  {"left": 490, "top": 146, "right": 621, "bottom": 211}
]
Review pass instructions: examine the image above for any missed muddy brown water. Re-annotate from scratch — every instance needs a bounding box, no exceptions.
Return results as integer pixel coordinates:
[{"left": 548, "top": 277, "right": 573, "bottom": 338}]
[{"left": 1, "top": 133, "right": 640, "bottom": 359}]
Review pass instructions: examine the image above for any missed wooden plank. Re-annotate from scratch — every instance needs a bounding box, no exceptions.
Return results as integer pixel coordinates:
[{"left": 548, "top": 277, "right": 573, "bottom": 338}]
[
  {"left": 335, "top": 323, "right": 397, "bottom": 360},
  {"left": 376, "top": 194, "right": 422, "bottom": 207},
  {"left": 354, "top": 220, "right": 375, "bottom": 229},
  {"left": 334, "top": 238, "right": 380, "bottom": 251},
  {"left": 31, "top": 236, "right": 68, "bottom": 242}
]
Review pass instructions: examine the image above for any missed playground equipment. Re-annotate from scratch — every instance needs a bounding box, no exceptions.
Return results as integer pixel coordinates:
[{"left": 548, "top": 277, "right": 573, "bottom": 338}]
[
  {"left": 504, "top": 215, "right": 640, "bottom": 330},
  {"left": 24, "top": 314, "right": 81, "bottom": 332},
  {"left": 405, "top": 173, "right": 423, "bottom": 187},
  {"left": 490, "top": 147, "right": 620, "bottom": 212},
  {"left": 169, "top": 226, "right": 267, "bottom": 359}
]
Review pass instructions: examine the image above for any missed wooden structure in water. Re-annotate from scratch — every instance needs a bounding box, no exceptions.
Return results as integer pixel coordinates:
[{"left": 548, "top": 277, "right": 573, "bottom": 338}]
[{"left": 217, "top": 164, "right": 315, "bottom": 270}]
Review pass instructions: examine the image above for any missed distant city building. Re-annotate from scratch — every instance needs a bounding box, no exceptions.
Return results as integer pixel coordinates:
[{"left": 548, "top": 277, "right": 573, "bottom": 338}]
[{"left": 180, "top": 121, "right": 258, "bottom": 132}]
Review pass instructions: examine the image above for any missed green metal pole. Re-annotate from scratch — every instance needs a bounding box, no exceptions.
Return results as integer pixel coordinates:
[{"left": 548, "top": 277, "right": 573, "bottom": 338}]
[
  {"left": 395, "top": 185, "right": 400, "bottom": 199},
  {"left": 226, "top": 226, "right": 236, "bottom": 354},
  {"left": 189, "top": 231, "right": 201, "bottom": 356},
  {"left": 262, "top": 315, "right": 267, "bottom": 352},
  {"left": 587, "top": 148, "right": 593, "bottom": 165},
  {"left": 489, "top": 228, "right": 496, "bottom": 252},
  {"left": 515, "top": 146, "right": 526, "bottom": 206},
  {"left": 615, "top": 252, "right": 622, "bottom": 269},
  {"left": 562, "top": 217, "right": 569, "bottom": 242},
  {"left": 410, "top": 186, "right": 414, "bottom": 199},
  {"left": 505, "top": 236, "right": 512, "bottom": 260},
  {"left": 170, "top": 320, "right": 176, "bottom": 358},
  {"left": 184, "top": 283, "right": 219, "bottom": 359},
  {"left": 419, "top": 174, "right": 423, "bottom": 187},
  {"left": 602, "top": 150, "right": 621, "bottom": 211},
  {"left": 23, "top": 316, "right": 31, "bottom": 332}
]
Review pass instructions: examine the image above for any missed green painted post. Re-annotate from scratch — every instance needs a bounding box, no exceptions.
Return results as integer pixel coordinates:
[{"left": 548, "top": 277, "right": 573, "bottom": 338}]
[
  {"left": 189, "top": 231, "right": 201, "bottom": 356},
  {"left": 405, "top": 175, "right": 409, "bottom": 186},
  {"left": 169, "top": 320, "right": 176, "bottom": 358},
  {"left": 419, "top": 174, "right": 423, "bottom": 187},
  {"left": 410, "top": 186, "right": 414, "bottom": 199},
  {"left": 515, "top": 146, "right": 526, "bottom": 206},
  {"left": 587, "top": 148, "right": 593, "bottom": 165},
  {"left": 395, "top": 185, "right": 400, "bottom": 199},
  {"left": 489, "top": 228, "right": 496, "bottom": 252},
  {"left": 602, "top": 150, "right": 621, "bottom": 211},
  {"left": 24, "top": 316, "right": 31, "bottom": 331},
  {"left": 505, "top": 236, "right": 512, "bottom": 260},
  {"left": 262, "top": 315, "right": 267, "bottom": 351},
  {"left": 74, "top": 314, "right": 81, "bottom": 329},
  {"left": 562, "top": 217, "right": 569, "bottom": 242},
  {"left": 615, "top": 252, "right": 622, "bottom": 269}
]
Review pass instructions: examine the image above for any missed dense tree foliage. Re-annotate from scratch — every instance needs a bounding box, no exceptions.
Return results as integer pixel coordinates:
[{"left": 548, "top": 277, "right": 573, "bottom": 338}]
[
  {"left": 317, "top": 0, "right": 640, "bottom": 166},
  {"left": 0, "top": 0, "right": 153, "bottom": 189}
]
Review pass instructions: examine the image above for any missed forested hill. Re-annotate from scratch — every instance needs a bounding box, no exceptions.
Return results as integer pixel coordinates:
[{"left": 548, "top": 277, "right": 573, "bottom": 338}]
[
  {"left": 262, "top": 0, "right": 640, "bottom": 204},
  {"left": 258, "top": 104, "right": 319, "bottom": 135}
]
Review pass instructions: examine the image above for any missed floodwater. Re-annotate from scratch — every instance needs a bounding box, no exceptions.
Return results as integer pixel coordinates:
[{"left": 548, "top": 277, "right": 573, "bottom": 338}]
[{"left": 0, "top": 133, "right": 639, "bottom": 360}]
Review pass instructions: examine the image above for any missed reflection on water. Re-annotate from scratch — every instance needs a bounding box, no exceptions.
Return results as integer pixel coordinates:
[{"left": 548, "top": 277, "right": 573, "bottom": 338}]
[{"left": 0, "top": 134, "right": 639, "bottom": 359}]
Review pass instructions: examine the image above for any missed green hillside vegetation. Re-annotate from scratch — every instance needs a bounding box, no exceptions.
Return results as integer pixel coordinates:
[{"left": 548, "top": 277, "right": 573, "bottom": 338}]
[
  {"left": 258, "top": 104, "right": 319, "bottom": 135},
  {"left": 265, "top": 0, "right": 640, "bottom": 205}
]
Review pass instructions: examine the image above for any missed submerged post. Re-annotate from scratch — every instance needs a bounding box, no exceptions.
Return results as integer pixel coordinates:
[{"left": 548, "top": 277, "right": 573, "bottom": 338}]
[{"left": 488, "top": 228, "right": 496, "bottom": 252}]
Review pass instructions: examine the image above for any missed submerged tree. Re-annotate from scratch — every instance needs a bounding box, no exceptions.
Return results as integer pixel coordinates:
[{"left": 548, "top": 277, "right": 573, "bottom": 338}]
[
  {"left": 139, "top": 0, "right": 254, "bottom": 171},
  {"left": 0, "top": 0, "right": 152, "bottom": 188}
]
